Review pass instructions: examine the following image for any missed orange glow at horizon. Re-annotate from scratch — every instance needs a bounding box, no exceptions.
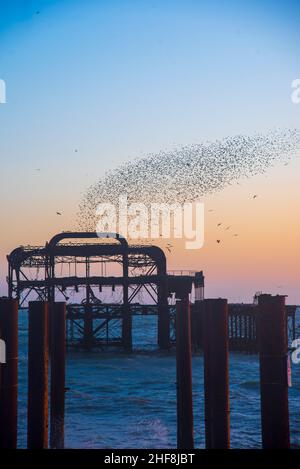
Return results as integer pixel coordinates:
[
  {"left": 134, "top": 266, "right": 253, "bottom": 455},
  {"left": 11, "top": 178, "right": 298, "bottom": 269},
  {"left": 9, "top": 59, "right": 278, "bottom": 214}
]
[{"left": 1, "top": 157, "right": 299, "bottom": 303}]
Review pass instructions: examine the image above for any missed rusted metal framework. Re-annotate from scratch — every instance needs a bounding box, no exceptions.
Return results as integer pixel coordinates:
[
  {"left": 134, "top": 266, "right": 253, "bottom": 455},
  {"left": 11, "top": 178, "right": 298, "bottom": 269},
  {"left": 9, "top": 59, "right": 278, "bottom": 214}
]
[
  {"left": 227, "top": 303, "right": 297, "bottom": 351},
  {"left": 7, "top": 232, "right": 203, "bottom": 350},
  {"left": 7, "top": 232, "right": 297, "bottom": 352}
]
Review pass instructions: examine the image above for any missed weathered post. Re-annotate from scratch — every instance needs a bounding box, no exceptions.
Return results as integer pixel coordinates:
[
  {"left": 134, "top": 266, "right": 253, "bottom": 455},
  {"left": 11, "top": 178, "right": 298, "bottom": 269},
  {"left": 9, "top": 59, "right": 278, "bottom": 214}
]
[
  {"left": 27, "top": 301, "right": 49, "bottom": 449},
  {"left": 258, "top": 294, "right": 290, "bottom": 448},
  {"left": 191, "top": 271, "right": 205, "bottom": 350},
  {"left": 176, "top": 281, "right": 194, "bottom": 449},
  {"left": 83, "top": 304, "right": 93, "bottom": 349},
  {"left": 50, "top": 302, "right": 66, "bottom": 449},
  {"left": 203, "top": 298, "right": 230, "bottom": 449},
  {"left": 122, "top": 302, "right": 132, "bottom": 352},
  {"left": 157, "top": 277, "right": 170, "bottom": 349},
  {"left": 0, "top": 298, "right": 18, "bottom": 448},
  {"left": 122, "top": 250, "right": 132, "bottom": 352}
]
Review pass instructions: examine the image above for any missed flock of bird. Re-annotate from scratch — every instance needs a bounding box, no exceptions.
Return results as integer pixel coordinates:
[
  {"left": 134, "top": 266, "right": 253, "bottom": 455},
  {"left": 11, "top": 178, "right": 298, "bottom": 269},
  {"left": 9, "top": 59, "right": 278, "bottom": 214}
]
[
  {"left": 30, "top": 11, "right": 300, "bottom": 251},
  {"left": 32, "top": 130, "right": 300, "bottom": 251},
  {"left": 75, "top": 129, "right": 300, "bottom": 251}
]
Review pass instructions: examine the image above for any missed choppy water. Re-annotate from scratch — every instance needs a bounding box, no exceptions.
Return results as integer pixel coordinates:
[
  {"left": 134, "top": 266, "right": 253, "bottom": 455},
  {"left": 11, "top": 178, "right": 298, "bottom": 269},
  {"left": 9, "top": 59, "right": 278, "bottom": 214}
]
[{"left": 17, "top": 311, "right": 300, "bottom": 448}]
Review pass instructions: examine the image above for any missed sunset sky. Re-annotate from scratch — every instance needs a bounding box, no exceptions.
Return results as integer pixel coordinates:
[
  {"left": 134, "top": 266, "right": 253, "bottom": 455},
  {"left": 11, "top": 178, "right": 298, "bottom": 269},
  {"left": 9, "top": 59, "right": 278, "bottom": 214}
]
[{"left": 0, "top": 0, "right": 299, "bottom": 302}]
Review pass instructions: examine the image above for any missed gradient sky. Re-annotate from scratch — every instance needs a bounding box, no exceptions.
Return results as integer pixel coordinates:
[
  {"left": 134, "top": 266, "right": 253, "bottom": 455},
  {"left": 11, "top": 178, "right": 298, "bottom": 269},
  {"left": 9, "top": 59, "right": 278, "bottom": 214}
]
[{"left": 0, "top": 0, "right": 300, "bottom": 302}]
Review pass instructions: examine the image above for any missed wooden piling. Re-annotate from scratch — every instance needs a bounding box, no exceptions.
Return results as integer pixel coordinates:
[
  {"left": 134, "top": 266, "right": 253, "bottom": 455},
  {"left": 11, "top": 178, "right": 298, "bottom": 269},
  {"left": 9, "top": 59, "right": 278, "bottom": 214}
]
[
  {"left": 203, "top": 298, "right": 230, "bottom": 449},
  {"left": 122, "top": 304, "right": 132, "bottom": 352},
  {"left": 157, "top": 279, "right": 170, "bottom": 349},
  {"left": 50, "top": 302, "right": 66, "bottom": 449},
  {"left": 0, "top": 298, "right": 18, "bottom": 448},
  {"left": 83, "top": 304, "right": 93, "bottom": 349},
  {"left": 176, "top": 294, "right": 194, "bottom": 449},
  {"left": 122, "top": 254, "right": 132, "bottom": 352},
  {"left": 27, "top": 301, "right": 49, "bottom": 449},
  {"left": 258, "top": 294, "right": 290, "bottom": 448},
  {"left": 191, "top": 300, "right": 204, "bottom": 350}
]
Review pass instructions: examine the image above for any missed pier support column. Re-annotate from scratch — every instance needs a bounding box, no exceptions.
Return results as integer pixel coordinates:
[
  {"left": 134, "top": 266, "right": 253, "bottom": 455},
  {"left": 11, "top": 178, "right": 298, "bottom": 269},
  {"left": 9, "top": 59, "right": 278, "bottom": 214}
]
[
  {"left": 122, "top": 300, "right": 132, "bottom": 352},
  {"left": 191, "top": 300, "right": 204, "bottom": 350},
  {"left": 176, "top": 290, "right": 194, "bottom": 449},
  {"left": 192, "top": 271, "right": 205, "bottom": 350},
  {"left": 122, "top": 252, "right": 132, "bottom": 352},
  {"left": 258, "top": 294, "right": 290, "bottom": 449},
  {"left": 203, "top": 299, "right": 230, "bottom": 449},
  {"left": 158, "top": 278, "right": 170, "bottom": 349},
  {"left": 0, "top": 298, "right": 18, "bottom": 448},
  {"left": 28, "top": 301, "right": 49, "bottom": 449},
  {"left": 83, "top": 304, "right": 93, "bottom": 350},
  {"left": 50, "top": 302, "right": 66, "bottom": 449},
  {"left": 122, "top": 297, "right": 132, "bottom": 352}
]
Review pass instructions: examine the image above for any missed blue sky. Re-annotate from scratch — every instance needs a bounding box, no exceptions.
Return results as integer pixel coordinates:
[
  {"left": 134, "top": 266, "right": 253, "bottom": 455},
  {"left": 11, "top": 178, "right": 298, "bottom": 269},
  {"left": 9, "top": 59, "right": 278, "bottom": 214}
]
[
  {"left": 1, "top": 1, "right": 300, "bottom": 158},
  {"left": 0, "top": 0, "right": 300, "bottom": 300}
]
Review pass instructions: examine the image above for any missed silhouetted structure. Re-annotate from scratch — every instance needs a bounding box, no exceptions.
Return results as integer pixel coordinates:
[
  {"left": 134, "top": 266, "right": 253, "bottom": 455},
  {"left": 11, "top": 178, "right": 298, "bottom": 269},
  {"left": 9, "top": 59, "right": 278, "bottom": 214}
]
[
  {"left": 7, "top": 232, "right": 202, "bottom": 351},
  {"left": 7, "top": 232, "right": 296, "bottom": 351},
  {"left": 1, "top": 233, "right": 298, "bottom": 449}
]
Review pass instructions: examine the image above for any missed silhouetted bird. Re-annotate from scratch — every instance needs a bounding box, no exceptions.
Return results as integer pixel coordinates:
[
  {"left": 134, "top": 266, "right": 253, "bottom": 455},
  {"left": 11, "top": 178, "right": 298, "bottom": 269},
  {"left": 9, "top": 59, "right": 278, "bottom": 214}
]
[
  {"left": 253, "top": 195, "right": 258, "bottom": 199},
  {"left": 225, "top": 226, "right": 231, "bottom": 230},
  {"left": 56, "top": 212, "right": 62, "bottom": 216},
  {"left": 217, "top": 223, "right": 222, "bottom": 227},
  {"left": 216, "top": 240, "right": 221, "bottom": 244}
]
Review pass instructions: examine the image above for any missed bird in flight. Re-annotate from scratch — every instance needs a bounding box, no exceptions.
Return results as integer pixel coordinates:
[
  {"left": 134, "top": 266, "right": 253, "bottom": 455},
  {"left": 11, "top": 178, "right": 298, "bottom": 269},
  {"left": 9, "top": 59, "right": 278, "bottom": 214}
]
[
  {"left": 253, "top": 195, "right": 258, "bottom": 199},
  {"left": 56, "top": 211, "right": 62, "bottom": 216},
  {"left": 216, "top": 239, "right": 221, "bottom": 244},
  {"left": 217, "top": 223, "right": 222, "bottom": 227},
  {"left": 225, "top": 226, "right": 231, "bottom": 230}
]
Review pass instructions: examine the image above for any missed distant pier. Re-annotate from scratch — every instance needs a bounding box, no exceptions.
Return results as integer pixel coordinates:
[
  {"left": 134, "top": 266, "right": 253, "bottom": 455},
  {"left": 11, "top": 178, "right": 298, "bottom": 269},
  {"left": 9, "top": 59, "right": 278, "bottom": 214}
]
[
  {"left": 7, "top": 232, "right": 298, "bottom": 352},
  {"left": 0, "top": 233, "right": 297, "bottom": 449}
]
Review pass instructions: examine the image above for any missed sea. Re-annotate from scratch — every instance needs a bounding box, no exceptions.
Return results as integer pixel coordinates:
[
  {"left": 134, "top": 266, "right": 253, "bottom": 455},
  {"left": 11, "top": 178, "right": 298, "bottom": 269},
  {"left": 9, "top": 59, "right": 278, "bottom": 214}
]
[{"left": 17, "top": 309, "right": 300, "bottom": 449}]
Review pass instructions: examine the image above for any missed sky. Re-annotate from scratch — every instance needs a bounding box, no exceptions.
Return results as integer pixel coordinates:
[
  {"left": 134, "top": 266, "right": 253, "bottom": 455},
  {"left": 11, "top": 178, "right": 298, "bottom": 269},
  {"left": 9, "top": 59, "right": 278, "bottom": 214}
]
[{"left": 0, "top": 0, "right": 300, "bottom": 302}]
